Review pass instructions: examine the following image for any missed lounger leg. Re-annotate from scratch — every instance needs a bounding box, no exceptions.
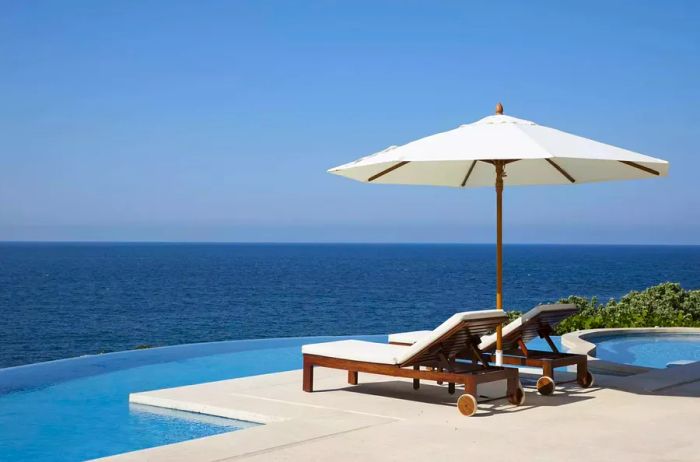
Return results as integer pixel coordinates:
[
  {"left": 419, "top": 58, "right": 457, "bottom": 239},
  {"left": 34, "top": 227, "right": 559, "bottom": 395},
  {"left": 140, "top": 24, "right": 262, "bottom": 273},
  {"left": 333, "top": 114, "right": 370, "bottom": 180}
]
[
  {"left": 348, "top": 370, "right": 358, "bottom": 385},
  {"left": 303, "top": 357, "right": 314, "bottom": 392},
  {"left": 437, "top": 367, "right": 443, "bottom": 385},
  {"left": 413, "top": 365, "right": 420, "bottom": 390},
  {"left": 506, "top": 374, "right": 517, "bottom": 398},
  {"left": 542, "top": 360, "right": 554, "bottom": 381},
  {"left": 576, "top": 357, "right": 587, "bottom": 382},
  {"left": 464, "top": 380, "right": 477, "bottom": 399},
  {"left": 576, "top": 357, "right": 594, "bottom": 387},
  {"left": 506, "top": 371, "right": 525, "bottom": 405},
  {"left": 448, "top": 382, "right": 456, "bottom": 394}
]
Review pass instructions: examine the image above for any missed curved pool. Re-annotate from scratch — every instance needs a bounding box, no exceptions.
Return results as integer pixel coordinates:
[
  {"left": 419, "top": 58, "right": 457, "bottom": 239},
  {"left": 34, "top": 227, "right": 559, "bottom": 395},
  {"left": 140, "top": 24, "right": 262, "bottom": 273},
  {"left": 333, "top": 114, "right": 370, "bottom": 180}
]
[
  {"left": 0, "top": 333, "right": 564, "bottom": 461},
  {"left": 0, "top": 335, "right": 384, "bottom": 462},
  {"left": 592, "top": 333, "right": 700, "bottom": 369}
]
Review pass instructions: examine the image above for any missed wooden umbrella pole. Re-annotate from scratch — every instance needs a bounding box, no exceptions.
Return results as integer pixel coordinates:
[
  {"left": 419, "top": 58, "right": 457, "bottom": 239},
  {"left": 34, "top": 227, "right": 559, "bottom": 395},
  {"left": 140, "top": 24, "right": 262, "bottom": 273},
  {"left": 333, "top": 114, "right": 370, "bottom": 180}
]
[{"left": 495, "top": 160, "right": 505, "bottom": 366}]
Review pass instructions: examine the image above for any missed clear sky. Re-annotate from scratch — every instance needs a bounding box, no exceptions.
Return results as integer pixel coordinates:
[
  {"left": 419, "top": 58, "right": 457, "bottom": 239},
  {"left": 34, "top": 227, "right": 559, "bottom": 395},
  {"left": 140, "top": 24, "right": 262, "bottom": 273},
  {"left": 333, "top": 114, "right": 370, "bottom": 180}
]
[{"left": 1, "top": 1, "right": 698, "bottom": 244}]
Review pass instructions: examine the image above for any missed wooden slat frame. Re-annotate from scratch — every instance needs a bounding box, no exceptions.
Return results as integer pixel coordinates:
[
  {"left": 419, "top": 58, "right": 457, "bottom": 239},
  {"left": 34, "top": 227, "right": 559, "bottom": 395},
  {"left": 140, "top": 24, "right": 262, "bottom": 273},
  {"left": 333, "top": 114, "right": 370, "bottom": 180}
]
[
  {"left": 482, "top": 349, "right": 588, "bottom": 383},
  {"left": 495, "top": 307, "right": 579, "bottom": 350},
  {"left": 390, "top": 306, "right": 589, "bottom": 384},
  {"left": 399, "top": 315, "right": 508, "bottom": 367},
  {"left": 302, "top": 354, "right": 520, "bottom": 397}
]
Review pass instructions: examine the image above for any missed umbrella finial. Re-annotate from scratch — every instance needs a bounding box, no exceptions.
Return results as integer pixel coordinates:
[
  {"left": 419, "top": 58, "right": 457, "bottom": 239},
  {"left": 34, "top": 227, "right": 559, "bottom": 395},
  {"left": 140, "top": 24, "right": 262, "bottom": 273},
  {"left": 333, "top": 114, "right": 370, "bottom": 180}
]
[{"left": 495, "top": 102, "right": 504, "bottom": 115}]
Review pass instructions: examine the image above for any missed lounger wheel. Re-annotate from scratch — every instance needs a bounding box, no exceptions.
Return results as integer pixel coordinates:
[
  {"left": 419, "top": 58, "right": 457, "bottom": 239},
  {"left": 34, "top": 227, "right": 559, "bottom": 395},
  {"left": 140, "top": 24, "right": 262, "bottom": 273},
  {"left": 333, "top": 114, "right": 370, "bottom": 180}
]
[
  {"left": 508, "top": 382, "right": 526, "bottom": 406},
  {"left": 536, "top": 376, "right": 555, "bottom": 396},
  {"left": 457, "top": 393, "right": 477, "bottom": 417},
  {"left": 577, "top": 371, "right": 595, "bottom": 388}
]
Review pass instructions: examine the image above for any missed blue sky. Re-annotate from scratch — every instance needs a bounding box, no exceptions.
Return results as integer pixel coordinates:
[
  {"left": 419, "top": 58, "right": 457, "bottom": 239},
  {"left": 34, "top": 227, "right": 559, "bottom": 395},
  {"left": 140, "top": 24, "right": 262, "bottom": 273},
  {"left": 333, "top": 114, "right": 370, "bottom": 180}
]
[{"left": 0, "top": 1, "right": 698, "bottom": 244}]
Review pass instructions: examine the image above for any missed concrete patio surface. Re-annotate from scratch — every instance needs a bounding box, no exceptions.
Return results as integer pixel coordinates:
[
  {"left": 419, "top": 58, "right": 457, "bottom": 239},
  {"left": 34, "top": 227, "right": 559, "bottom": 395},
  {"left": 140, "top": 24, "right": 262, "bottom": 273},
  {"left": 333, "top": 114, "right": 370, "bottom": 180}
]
[{"left": 95, "top": 365, "right": 700, "bottom": 462}]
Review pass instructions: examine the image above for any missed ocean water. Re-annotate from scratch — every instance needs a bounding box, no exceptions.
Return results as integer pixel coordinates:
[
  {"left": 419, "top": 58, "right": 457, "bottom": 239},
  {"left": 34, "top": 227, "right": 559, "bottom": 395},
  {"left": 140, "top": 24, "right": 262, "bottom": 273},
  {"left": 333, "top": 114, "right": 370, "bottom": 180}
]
[{"left": 1, "top": 243, "right": 699, "bottom": 368}]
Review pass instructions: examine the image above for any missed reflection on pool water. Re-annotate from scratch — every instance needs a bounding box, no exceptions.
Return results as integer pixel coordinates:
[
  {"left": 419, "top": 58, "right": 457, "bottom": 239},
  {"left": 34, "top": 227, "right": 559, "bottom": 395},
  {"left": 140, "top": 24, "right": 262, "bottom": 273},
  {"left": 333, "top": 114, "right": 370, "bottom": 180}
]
[{"left": 592, "top": 333, "right": 700, "bottom": 369}]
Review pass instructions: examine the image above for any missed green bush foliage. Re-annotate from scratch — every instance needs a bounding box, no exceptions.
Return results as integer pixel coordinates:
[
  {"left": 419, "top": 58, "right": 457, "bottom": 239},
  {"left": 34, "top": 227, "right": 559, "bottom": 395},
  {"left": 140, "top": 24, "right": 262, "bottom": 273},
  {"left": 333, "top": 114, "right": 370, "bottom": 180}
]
[
  {"left": 507, "top": 310, "right": 523, "bottom": 323},
  {"left": 508, "top": 282, "right": 700, "bottom": 335},
  {"left": 555, "top": 282, "right": 700, "bottom": 334},
  {"left": 505, "top": 283, "right": 700, "bottom": 334}
]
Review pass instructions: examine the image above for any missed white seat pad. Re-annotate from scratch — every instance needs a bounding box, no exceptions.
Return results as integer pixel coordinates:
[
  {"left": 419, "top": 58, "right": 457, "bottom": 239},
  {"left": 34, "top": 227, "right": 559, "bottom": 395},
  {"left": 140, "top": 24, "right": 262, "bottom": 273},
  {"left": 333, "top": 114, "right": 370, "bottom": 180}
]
[
  {"left": 302, "top": 340, "right": 408, "bottom": 365},
  {"left": 388, "top": 330, "right": 431, "bottom": 344},
  {"left": 305, "top": 310, "right": 505, "bottom": 366}
]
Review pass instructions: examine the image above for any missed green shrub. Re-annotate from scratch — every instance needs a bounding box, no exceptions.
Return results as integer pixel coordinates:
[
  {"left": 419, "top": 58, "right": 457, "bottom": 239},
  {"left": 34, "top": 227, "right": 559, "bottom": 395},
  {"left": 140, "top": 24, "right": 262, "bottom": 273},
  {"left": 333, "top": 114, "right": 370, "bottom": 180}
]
[
  {"left": 554, "top": 282, "right": 700, "bottom": 334},
  {"left": 507, "top": 310, "right": 523, "bottom": 322}
]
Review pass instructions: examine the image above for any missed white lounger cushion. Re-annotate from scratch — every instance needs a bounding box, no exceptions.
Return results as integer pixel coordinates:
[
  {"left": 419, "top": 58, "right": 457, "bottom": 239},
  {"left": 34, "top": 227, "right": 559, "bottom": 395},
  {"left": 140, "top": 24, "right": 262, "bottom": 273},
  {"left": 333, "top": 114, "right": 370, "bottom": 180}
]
[
  {"left": 303, "top": 310, "right": 505, "bottom": 365},
  {"left": 302, "top": 340, "right": 409, "bottom": 365},
  {"left": 388, "top": 304, "right": 575, "bottom": 351},
  {"left": 388, "top": 330, "right": 431, "bottom": 344}
]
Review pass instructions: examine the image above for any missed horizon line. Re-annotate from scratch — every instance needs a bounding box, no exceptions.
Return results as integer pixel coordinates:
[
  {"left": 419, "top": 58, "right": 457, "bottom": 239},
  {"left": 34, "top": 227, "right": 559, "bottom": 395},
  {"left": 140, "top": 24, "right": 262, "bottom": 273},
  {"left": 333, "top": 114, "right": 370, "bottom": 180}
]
[{"left": 1, "top": 240, "right": 699, "bottom": 247}]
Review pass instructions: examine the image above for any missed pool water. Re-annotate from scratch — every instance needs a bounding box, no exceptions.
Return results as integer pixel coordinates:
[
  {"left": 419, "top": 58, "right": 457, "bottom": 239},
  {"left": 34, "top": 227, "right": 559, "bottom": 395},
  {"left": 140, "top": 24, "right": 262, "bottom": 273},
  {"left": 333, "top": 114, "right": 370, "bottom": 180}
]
[
  {"left": 0, "top": 333, "right": 563, "bottom": 461},
  {"left": 593, "top": 334, "right": 700, "bottom": 368},
  {"left": 0, "top": 335, "right": 383, "bottom": 462}
]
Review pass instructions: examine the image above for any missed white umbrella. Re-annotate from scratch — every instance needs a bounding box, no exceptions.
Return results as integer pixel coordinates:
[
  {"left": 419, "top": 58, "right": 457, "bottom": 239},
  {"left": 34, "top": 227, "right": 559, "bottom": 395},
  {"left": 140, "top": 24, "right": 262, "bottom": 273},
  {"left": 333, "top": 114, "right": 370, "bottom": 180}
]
[{"left": 328, "top": 103, "right": 669, "bottom": 365}]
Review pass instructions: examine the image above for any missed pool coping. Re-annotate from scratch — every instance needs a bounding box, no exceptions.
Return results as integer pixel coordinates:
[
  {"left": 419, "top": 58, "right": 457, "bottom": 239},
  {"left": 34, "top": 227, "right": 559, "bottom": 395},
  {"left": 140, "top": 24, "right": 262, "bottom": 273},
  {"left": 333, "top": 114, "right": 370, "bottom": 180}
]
[
  {"left": 562, "top": 327, "right": 700, "bottom": 376},
  {"left": 94, "top": 369, "right": 403, "bottom": 461},
  {"left": 95, "top": 365, "right": 700, "bottom": 462}
]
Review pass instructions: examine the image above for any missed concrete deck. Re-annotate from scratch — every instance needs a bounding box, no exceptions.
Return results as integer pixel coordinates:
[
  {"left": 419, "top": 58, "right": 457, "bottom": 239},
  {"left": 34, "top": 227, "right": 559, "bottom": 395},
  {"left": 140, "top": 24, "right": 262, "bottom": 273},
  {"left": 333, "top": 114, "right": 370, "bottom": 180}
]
[{"left": 95, "top": 366, "right": 700, "bottom": 462}]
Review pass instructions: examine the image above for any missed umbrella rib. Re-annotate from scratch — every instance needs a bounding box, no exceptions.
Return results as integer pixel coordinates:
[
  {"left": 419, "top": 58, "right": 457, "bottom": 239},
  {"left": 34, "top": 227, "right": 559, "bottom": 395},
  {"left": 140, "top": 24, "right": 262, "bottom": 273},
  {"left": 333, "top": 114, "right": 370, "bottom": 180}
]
[
  {"left": 461, "top": 160, "right": 477, "bottom": 187},
  {"left": 619, "top": 161, "right": 660, "bottom": 176},
  {"left": 367, "top": 161, "right": 410, "bottom": 182},
  {"left": 545, "top": 159, "right": 576, "bottom": 183}
]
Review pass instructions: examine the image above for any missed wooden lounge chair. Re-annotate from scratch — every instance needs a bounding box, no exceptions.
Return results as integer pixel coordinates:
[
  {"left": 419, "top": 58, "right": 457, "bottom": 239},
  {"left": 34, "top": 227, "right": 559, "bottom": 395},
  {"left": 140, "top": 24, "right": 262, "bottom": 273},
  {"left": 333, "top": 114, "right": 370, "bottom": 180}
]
[
  {"left": 302, "top": 310, "right": 525, "bottom": 417},
  {"left": 389, "top": 304, "right": 594, "bottom": 396}
]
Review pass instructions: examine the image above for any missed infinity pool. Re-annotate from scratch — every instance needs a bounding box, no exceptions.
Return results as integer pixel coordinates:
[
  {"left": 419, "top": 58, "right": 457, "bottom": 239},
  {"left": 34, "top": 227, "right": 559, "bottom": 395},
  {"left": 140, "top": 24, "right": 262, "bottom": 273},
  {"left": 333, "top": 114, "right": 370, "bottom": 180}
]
[
  {"left": 0, "top": 333, "right": 566, "bottom": 461},
  {"left": 0, "top": 335, "right": 383, "bottom": 461},
  {"left": 592, "top": 333, "right": 700, "bottom": 368}
]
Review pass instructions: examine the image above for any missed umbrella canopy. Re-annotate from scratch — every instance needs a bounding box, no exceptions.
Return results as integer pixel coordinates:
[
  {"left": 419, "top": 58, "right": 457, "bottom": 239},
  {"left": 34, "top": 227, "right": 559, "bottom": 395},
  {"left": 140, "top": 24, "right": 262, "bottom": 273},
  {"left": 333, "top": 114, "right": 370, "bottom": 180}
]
[
  {"left": 328, "top": 104, "right": 669, "bottom": 365},
  {"left": 329, "top": 106, "right": 668, "bottom": 187}
]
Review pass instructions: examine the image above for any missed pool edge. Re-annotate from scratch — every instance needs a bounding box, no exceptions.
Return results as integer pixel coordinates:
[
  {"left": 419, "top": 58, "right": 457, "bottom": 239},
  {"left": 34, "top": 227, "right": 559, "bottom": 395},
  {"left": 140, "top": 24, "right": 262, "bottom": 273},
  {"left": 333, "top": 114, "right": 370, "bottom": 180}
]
[{"left": 562, "top": 327, "right": 700, "bottom": 375}]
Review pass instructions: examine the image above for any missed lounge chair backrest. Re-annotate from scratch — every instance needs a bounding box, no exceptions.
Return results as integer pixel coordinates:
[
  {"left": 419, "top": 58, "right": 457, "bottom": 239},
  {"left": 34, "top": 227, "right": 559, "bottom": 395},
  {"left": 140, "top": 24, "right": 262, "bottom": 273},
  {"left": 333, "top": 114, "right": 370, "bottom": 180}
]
[
  {"left": 479, "top": 303, "right": 578, "bottom": 352},
  {"left": 397, "top": 310, "right": 508, "bottom": 367}
]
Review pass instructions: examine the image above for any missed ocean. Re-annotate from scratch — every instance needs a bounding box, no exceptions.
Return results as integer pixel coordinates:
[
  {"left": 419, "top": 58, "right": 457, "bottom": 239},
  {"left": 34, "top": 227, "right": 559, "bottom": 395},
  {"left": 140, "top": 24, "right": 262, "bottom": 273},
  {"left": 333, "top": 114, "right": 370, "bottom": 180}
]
[{"left": 1, "top": 243, "right": 699, "bottom": 368}]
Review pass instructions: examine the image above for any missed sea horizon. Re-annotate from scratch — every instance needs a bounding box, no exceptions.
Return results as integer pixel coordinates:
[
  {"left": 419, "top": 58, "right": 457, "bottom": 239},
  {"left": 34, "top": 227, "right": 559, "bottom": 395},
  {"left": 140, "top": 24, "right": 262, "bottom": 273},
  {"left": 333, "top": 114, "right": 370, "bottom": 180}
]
[
  {"left": 2, "top": 242, "right": 698, "bottom": 368},
  {"left": 2, "top": 241, "right": 699, "bottom": 247}
]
